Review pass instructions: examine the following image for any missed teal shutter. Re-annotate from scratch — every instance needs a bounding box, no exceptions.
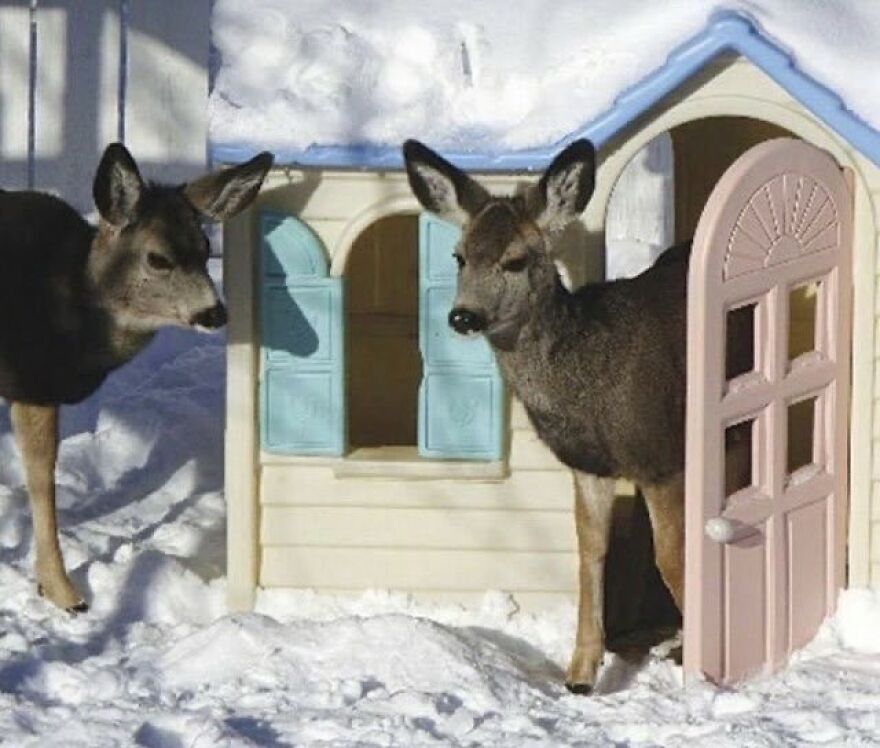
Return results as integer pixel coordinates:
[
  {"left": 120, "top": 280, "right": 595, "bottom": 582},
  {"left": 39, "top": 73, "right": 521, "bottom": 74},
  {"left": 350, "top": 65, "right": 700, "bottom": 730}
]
[
  {"left": 418, "top": 213, "right": 504, "bottom": 460},
  {"left": 260, "top": 212, "right": 345, "bottom": 455}
]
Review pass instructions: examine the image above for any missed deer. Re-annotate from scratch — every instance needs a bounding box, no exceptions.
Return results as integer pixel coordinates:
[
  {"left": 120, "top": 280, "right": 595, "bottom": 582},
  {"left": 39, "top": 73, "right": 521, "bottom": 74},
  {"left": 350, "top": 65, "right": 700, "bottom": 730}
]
[
  {"left": 0, "top": 143, "right": 273, "bottom": 613},
  {"left": 403, "top": 138, "right": 747, "bottom": 693}
]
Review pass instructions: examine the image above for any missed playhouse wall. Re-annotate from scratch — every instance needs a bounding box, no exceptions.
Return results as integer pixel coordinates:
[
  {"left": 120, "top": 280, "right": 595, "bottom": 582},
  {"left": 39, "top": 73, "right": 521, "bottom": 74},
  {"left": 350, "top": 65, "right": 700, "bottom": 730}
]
[
  {"left": 225, "top": 53, "right": 880, "bottom": 610},
  {"left": 257, "top": 402, "right": 580, "bottom": 607},
  {"left": 227, "top": 170, "right": 583, "bottom": 608}
]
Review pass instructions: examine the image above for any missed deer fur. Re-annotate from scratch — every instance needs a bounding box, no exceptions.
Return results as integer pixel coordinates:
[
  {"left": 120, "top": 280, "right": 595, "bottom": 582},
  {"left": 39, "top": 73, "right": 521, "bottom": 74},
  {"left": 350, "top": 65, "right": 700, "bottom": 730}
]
[
  {"left": 404, "top": 138, "right": 706, "bottom": 693},
  {"left": 0, "top": 143, "right": 273, "bottom": 612}
]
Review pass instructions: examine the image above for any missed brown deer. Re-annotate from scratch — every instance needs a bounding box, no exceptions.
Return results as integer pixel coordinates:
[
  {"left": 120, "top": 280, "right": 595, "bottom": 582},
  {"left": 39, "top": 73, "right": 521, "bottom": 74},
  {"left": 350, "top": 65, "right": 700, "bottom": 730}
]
[
  {"left": 0, "top": 143, "right": 273, "bottom": 612},
  {"left": 404, "top": 138, "right": 708, "bottom": 693}
]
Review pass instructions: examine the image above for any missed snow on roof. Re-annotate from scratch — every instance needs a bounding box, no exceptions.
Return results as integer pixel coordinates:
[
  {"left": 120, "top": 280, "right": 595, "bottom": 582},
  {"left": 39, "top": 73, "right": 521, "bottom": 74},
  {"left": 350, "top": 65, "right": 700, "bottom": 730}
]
[{"left": 209, "top": 1, "right": 880, "bottom": 169}]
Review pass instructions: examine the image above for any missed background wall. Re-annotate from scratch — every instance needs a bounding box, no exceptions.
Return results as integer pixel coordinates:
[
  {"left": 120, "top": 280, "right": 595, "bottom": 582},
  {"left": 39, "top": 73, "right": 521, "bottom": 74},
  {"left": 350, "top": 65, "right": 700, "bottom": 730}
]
[{"left": 0, "top": 0, "right": 210, "bottom": 213}]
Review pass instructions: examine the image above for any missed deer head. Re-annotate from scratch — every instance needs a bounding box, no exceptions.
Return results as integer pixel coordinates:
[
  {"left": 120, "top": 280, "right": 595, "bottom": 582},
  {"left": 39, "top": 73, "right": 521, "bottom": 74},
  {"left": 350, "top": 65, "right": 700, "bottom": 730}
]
[
  {"left": 403, "top": 139, "right": 595, "bottom": 350},
  {"left": 89, "top": 143, "right": 274, "bottom": 333}
]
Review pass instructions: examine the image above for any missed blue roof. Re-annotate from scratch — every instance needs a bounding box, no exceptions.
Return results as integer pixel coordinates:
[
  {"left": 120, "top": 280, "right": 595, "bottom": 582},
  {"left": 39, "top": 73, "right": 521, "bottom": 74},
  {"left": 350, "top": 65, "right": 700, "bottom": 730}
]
[{"left": 210, "top": 11, "right": 880, "bottom": 171}]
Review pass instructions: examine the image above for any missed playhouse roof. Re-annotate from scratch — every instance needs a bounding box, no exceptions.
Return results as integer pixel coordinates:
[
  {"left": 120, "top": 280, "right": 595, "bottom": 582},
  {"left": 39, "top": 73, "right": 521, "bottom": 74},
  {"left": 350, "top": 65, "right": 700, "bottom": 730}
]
[{"left": 209, "top": 6, "right": 880, "bottom": 171}]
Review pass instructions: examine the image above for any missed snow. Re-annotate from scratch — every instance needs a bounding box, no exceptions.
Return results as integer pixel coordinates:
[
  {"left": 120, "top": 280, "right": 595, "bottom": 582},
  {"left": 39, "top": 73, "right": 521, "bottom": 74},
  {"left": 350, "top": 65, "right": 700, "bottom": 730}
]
[
  {"left": 2, "top": 265, "right": 880, "bottom": 744},
  {"left": 209, "top": 1, "right": 880, "bottom": 153},
  {"left": 0, "top": 264, "right": 880, "bottom": 748}
]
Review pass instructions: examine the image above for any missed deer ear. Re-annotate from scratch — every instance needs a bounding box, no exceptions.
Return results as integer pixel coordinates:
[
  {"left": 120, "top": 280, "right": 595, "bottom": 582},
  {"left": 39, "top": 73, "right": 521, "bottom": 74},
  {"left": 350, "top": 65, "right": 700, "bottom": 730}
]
[
  {"left": 93, "top": 142, "right": 144, "bottom": 226},
  {"left": 527, "top": 139, "right": 596, "bottom": 236},
  {"left": 184, "top": 151, "right": 274, "bottom": 222},
  {"left": 403, "top": 139, "right": 489, "bottom": 225}
]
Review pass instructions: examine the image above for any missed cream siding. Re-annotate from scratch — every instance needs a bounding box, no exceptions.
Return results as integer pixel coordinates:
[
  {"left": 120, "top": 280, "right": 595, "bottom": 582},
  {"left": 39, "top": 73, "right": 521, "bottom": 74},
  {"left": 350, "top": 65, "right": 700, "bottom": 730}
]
[
  {"left": 224, "top": 52, "right": 880, "bottom": 608},
  {"left": 261, "top": 548, "right": 576, "bottom": 593},
  {"left": 260, "top": 464, "right": 575, "bottom": 512}
]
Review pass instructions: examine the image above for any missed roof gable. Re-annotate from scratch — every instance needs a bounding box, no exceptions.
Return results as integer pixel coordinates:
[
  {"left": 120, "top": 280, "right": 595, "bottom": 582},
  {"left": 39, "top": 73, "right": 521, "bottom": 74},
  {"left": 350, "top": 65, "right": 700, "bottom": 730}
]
[{"left": 211, "top": 11, "right": 880, "bottom": 171}]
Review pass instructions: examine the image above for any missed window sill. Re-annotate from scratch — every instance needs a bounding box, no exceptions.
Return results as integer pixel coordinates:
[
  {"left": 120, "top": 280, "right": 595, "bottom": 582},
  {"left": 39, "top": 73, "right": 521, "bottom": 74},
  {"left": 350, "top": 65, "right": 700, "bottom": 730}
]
[
  {"left": 261, "top": 446, "right": 508, "bottom": 481},
  {"left": 336, "top": 447, "right": 507, "bottom": 480}
]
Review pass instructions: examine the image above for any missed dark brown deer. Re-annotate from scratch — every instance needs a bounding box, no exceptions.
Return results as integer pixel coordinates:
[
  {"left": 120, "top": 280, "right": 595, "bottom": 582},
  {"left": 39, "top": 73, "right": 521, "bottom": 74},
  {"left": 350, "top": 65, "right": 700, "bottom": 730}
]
[
  {"left": 404, "top": 138, "right": 708, "bottom": 693},
  {"left": 0, "top": 143, "right": 273, "bottom": 612}
]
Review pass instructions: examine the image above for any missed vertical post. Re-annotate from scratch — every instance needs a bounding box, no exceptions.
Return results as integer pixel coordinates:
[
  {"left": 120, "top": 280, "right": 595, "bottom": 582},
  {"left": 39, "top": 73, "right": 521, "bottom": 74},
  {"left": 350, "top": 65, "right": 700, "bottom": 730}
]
[
  {"left": 27, "top": 0, "right": 37, "bottom": 189},
  {"left": 118, "top": 0, "right": 128, "bottom": 143},
  {"left": 225, "top": 206, "right": 261, "bottom": 611},
  {"left": 0, "top": 1, "right": 32, "bottom": 190},
  {"left": 846, "top": 167, "right": 872, "bottom": 589},
  {"left": 834, "top": 168, "right": 854, "bottom": 595}
]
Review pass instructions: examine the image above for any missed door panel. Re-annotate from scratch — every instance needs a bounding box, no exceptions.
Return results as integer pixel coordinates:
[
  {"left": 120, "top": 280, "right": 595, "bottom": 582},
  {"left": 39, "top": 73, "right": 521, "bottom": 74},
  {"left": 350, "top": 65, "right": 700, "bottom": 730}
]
[
  {"left": 787, "top": 498, "right": 829, "bottom": 650},
  {"left": 724, "top": 533, "right": 767, "bottom": 678},
  {"left": 684, "top": 138, "right": 852, "bottom": 683}
]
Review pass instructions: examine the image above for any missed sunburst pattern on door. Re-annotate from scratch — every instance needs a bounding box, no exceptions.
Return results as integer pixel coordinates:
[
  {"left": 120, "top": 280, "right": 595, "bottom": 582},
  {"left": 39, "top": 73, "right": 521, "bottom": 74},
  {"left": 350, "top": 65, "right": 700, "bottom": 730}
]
[{"left": 724, "top": 174, "right": 840, "bottom": 280}]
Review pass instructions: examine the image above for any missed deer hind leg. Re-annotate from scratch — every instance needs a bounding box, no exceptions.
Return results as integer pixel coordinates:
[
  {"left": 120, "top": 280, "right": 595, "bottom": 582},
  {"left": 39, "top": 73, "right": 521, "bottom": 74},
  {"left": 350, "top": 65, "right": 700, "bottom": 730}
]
[
  {"left": 641, "top": 473, "right": 685, "bottom": 613},
  {"left": 566, "top": 471, "right": 616, "bottom": 694},
  {"left": 11, "top": 401, "right": 87, "bottom": 613}
]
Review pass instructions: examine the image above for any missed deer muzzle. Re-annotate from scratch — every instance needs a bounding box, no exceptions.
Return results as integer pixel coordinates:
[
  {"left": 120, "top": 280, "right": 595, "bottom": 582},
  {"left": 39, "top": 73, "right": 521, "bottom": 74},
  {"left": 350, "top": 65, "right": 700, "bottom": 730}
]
[
  {"left": 448, "top": 307, "right": 486, "bottom": 335},
  {"left": 190, "top": 301, "right": 227, "bottom": 330}
]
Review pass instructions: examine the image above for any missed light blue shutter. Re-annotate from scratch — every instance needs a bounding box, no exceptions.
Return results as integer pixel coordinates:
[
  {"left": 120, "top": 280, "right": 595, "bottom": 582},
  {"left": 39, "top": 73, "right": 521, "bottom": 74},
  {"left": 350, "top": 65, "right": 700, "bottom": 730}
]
[
  {"left": 418, "top": 213, "right": 504, "bottom": 460},
  {"left": 260, "top": 212, "right": 345, "bottom": 455}
]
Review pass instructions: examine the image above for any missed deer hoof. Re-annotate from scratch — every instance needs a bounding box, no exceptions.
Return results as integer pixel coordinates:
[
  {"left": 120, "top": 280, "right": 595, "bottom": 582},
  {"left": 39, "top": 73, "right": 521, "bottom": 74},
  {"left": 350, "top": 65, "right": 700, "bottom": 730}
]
[
  {"left": 36, "top": 582, "right": 88, "bottom": 614},
  {"left": 565, "top": 681, "right": 594, "bottom": 696},
  {"left": 565, "top": 644, "right": 602, "bottom": 695},
  {"left": 66, "top": 600, "right": 89, "bottom": 615}
]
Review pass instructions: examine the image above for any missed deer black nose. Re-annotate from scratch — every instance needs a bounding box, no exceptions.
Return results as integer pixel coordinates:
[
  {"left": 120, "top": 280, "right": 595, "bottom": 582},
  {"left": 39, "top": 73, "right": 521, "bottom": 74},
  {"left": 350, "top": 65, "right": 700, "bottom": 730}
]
[
  {"left": 191, "top": 301, "right": 227, "bottom": 330},
  {"left": 448, "top": 307, "right": 486, "bottom": 335}
]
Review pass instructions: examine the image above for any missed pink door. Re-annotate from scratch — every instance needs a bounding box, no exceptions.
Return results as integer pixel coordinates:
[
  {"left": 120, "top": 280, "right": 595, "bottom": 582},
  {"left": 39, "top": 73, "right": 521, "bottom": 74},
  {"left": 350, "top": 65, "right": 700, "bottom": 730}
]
[{"left": 683, "top": 138, "right": 853, "bottom": 683}]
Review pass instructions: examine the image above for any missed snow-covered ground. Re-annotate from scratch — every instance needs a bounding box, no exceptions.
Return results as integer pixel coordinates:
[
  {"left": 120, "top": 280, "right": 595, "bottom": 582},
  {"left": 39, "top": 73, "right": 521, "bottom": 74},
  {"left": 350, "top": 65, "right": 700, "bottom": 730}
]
[
  {"left": 209, "top": 0, "right": 880, "bottom": 153},
  {"left": 0, "top": 278, "right": 879, "bottom": 745}
]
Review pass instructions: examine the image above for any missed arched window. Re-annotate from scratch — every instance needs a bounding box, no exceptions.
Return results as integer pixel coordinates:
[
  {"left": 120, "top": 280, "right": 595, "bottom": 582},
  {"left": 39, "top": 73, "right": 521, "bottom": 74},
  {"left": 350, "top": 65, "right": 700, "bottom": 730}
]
[{"left": 258, "top": 211, "right": 504, "bottom": 461}]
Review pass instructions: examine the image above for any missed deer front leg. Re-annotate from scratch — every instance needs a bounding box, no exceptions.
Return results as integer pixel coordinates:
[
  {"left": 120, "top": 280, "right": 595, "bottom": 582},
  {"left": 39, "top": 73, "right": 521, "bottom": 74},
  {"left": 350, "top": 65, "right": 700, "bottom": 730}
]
[
  {"left": 641, "top": 473, "right": 685, "bottom": 612},
  {"left": 567, "top": 471, "right": 616, "bottom": 694},
  {"left": 11, "top": 401, "right": 87, "bottom": 613}
]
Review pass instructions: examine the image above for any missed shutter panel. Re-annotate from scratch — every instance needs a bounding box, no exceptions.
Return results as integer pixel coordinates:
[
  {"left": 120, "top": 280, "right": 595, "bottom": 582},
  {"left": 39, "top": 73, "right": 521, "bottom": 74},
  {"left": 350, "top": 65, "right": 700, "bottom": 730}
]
[
  {"left": 418, "top": 213, "right": 504, "bottom": 460},
  {"left": 260, "top": 212, "right": 345, "bottom": 455}
]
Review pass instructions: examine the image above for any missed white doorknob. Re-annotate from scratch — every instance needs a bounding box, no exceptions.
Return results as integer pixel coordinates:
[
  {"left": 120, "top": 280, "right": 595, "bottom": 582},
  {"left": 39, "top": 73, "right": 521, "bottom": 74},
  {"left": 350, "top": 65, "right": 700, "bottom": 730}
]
[{"left": 705, "top": 517, "right": 738, "bottom": 543}]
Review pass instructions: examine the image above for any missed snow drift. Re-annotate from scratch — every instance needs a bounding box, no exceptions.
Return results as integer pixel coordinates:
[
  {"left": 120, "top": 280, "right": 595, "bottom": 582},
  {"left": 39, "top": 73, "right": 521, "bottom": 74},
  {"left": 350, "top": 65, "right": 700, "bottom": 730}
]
[
  {"left": 1, "top": 280, "right": 880, "bottom": 743},
  {"left": 209, "top": 1, "right": 880, "bottom": 153}
]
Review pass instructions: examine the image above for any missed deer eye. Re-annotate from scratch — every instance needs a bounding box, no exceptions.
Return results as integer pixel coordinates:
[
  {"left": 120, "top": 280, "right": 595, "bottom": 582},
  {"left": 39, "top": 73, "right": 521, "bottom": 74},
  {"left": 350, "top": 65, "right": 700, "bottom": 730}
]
[
  {"left": 453, "top": 253, "right": 465, "bottom": 270},
  {"left": 147, "top": 252, "right": 174, "bottom": 271},
  {"left": 501, "top": 255, "right": 528, "bottom": 273}
]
